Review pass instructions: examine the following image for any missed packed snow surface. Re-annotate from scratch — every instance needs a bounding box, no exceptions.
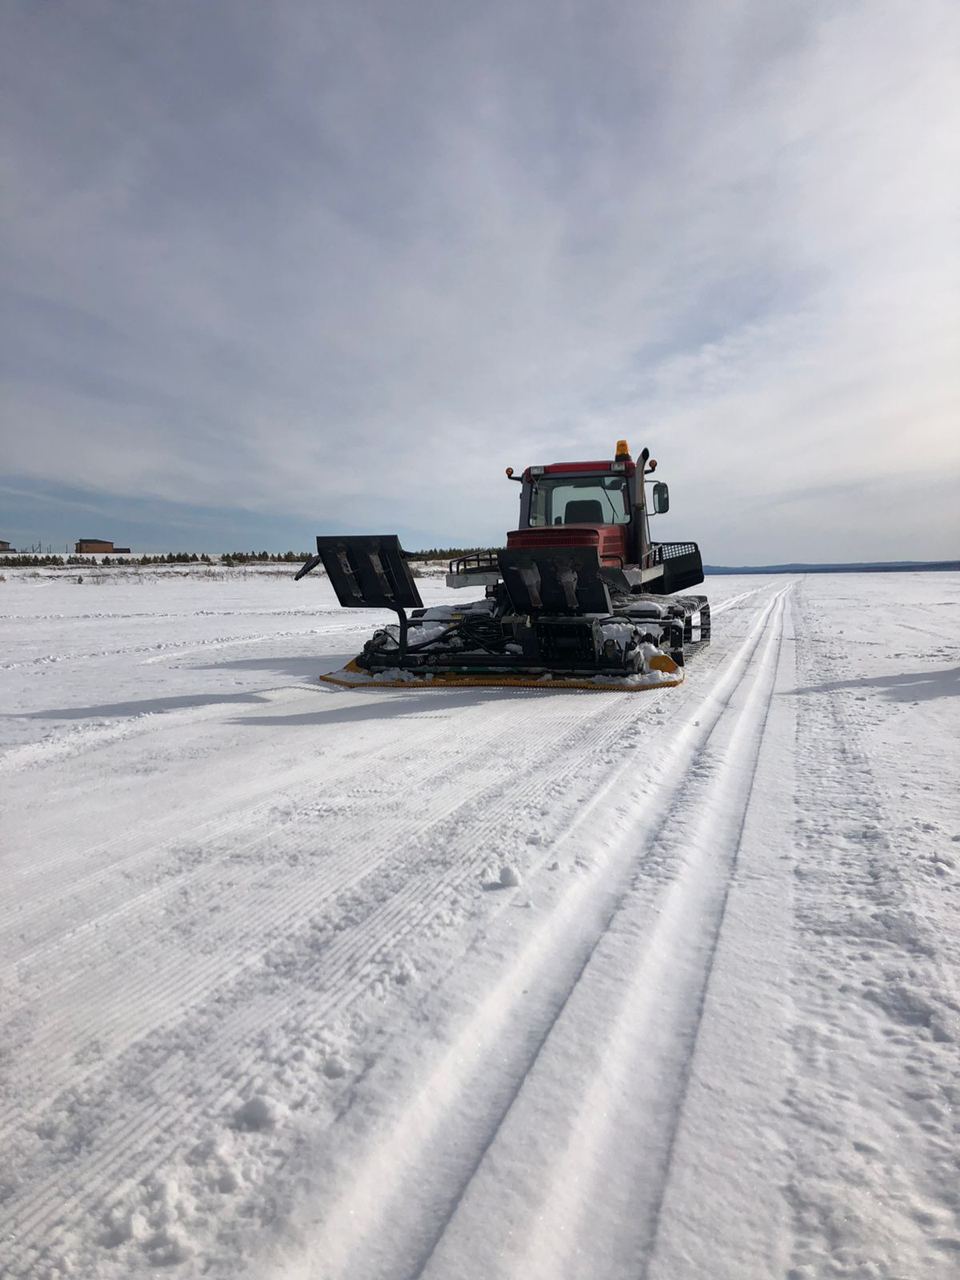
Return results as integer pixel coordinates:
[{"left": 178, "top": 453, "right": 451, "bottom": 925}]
[{"left": 2, "top": 567, "right": 959, "bottom": 1279}]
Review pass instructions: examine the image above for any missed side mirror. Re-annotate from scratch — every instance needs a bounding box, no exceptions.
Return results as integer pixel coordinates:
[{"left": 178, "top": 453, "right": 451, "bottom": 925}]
[{"left": 652, "top": 481, "right": 670, "bottom": 514}]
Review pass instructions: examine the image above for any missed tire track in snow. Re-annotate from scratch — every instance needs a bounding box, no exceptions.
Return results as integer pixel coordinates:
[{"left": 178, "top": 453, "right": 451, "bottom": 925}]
[
  {"left": 4, "top": 637, "right": 548, "bottom": 904},
  {"left": 0, "top": 703, "right": 631, "bottom": 1272},
  {"left": 2, "top": 663, "right": 706, "bottom": 1276},
  {"left": 0, "top": 619, "right": 361, "bottom": 673},
  {"left": 427, "top": 590, "right": 791, "bottom": 1280},
  {"left": 0, "top": 694, "right": 538, "bottom": 1120},
  {"left": 3, "top": 587, "right": 756, "bottom": 949},
  {"left": 136, "top": 619, "right": 369, "bottom": 665},
  {"left": 0, "top": 685, "right": 518, "bottom": 950},
  {"left": 1, "top": 590, "right": 756, "bottom": 982},
  {"left": 268, "top": 588, "right": 791, "bottom": 1280},
  {"left": 709, "top": 584, "right": 770, "bottom": 614},
  {"left": 0, "top": 587, "right": 772, "bottom": 1277},
  {"left": 1, "top": 687, "right": 353, "bottom": 930}
]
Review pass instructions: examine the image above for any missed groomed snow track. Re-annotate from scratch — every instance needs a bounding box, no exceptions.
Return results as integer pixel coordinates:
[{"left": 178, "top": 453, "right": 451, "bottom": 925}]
[
  {"left": 282, "top": 586, "right": 791, "bottom": 1280},
  {"left": 2, "top": 572, "right": 958, "bottom": 1279}
]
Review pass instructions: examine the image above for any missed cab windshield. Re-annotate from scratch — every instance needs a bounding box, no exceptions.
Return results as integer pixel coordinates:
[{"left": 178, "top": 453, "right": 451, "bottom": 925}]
[{"left": 528, "top": 474, "right": 630, "bottom": 526}]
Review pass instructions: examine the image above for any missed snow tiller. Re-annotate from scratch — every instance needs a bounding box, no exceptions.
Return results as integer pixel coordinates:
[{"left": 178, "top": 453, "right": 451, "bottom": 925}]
[{"left": 296, "top": 441, "right": 710, "bottom": 691}]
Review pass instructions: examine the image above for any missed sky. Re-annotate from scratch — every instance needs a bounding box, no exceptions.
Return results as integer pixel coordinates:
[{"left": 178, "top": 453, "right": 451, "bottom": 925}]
[{"left": 2, "top": 0, "right": 958, "bottom": 561}]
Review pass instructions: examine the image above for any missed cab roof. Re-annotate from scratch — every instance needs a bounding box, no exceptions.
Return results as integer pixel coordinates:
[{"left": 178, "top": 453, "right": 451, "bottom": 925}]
[{"left": 521, "top": 459, "right": 637, "bottom": 479}]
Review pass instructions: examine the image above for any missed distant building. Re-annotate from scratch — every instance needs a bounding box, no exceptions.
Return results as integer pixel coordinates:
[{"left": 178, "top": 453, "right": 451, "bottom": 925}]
[
  {"left": 74, "top": 539, "right": 132, "bottom": 555},
  {"left": 0, "top": 539, "right": 12, "bottom": 552}
]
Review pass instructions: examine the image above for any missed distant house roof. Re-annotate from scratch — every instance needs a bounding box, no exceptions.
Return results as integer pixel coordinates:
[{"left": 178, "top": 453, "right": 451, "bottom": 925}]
[{"left": 75, "top": 538, "right": 116, "bottom": 553}]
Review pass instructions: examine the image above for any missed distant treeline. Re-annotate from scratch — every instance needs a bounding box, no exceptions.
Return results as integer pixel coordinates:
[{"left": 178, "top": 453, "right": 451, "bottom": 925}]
[
  {"left": 1, "top": 555, "right": 72, "bottom": 567},
  {"left": 1, "top": 553, "right": 217, "bottom": 568},
  {"left": 408, "top": 547, "right": 499, "bottom": 561},
  {"left": 220, "top": 550, "right": 311, "bottom": 565},
  {"left": 0, "top": 551, "right": 306, "bottom": 568}
]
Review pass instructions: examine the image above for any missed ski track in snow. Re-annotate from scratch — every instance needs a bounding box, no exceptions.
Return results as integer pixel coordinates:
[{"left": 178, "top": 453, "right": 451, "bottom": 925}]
[
  {"left": 279, "top": 587, "right": 793, "bottom": 1280},
  {"left": 1, "top": 569, "right": 958, "bottom": 1279}
]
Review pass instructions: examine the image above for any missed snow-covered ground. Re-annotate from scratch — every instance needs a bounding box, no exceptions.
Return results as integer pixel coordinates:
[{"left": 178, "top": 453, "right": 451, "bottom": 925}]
[{"left": 2, "top": 567, "right": 958, "bottom": 1279}]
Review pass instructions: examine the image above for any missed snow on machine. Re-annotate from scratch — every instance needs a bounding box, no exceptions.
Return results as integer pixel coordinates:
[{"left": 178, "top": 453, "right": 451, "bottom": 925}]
[{"left": 296, "top": 440, "right": 710, "bottom": 691}]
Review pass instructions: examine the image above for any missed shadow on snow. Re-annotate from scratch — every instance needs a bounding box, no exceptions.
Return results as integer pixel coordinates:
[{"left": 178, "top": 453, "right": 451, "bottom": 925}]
[
  {"left": 13, "top": 655, "right": 552, "bottom": 726},
  {"left": 229, "top": 686, "right": 556, "bottom": 728},
  {"left": 17, "top": 690, "right": 274, "bottom": 720},
  {"left": 790, "top": 665, "right": 959, "bottom": 703}
]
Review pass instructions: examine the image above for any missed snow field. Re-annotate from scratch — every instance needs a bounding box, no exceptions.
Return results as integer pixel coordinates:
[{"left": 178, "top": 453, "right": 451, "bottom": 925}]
[{"left": 1, "top": 569, "right": 958, "bottom": 1278}]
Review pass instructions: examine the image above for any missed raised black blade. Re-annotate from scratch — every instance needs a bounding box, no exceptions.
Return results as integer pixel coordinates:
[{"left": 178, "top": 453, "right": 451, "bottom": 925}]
[
  {"left": 314, "top": 535, "right": 424, "bottom": 610},
  {"left": 497, "top": 546, "right": 611, "bottom": 615}
]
